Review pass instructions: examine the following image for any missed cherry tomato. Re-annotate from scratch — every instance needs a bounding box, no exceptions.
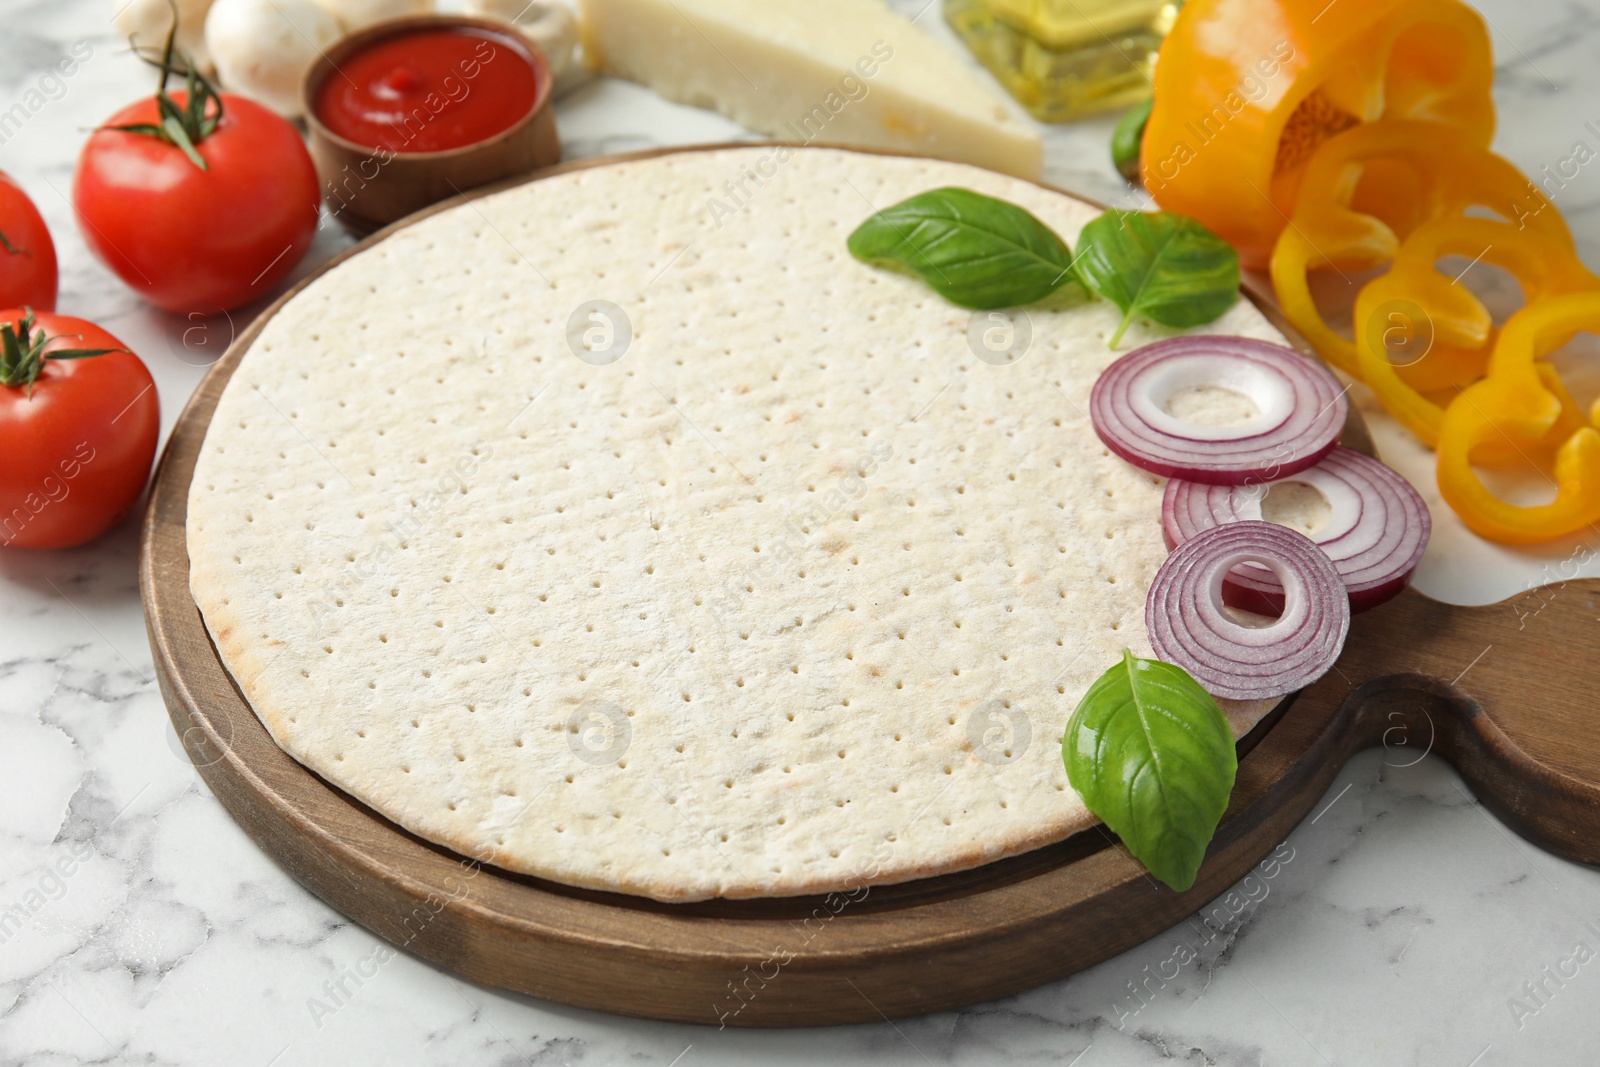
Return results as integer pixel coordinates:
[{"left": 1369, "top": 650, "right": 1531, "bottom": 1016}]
[
  {"left": 0, "top": 172, "right": 58, "bottom": 311},
  {"left": 0, "top": 310, "right": 160, "bottom": 549},
  {"left": 73, "top": 91, "right": 319, "bottom": 315}
]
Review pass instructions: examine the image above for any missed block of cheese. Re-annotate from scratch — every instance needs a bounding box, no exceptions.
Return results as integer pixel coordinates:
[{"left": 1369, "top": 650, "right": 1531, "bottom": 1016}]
[{"left": 576, "top": 0, "right": 1043, "bottom": 179}]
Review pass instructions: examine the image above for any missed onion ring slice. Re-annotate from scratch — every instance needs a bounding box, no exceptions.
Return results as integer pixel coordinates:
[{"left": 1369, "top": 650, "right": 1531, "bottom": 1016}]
[
  {"left": 1146, "top": 521, "right": 1351, "bottom": 702},
  {"left": 1090, "top": 336, "right": 1348, "bottom": 485},
  {"left": 1162, "top": 447, "right": 1431, "bottom": 614}
]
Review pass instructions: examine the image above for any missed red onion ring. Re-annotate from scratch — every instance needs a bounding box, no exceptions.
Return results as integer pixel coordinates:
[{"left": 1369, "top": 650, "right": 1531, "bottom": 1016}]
[
  {"left": 1090, "top": 336, "right": 1348, "bottom": 485},
  {"left": 1146, "top": 521, "right": 1350, "bottom": 702},
  {"left": 1162, "top": 447, "right": 1430, "bottom": 614}
]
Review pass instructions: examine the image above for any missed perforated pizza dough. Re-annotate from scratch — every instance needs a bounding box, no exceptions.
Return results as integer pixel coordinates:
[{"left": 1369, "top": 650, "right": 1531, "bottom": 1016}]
[{"left": 188, "top": 147, "right": 1287, "bottom": 901}]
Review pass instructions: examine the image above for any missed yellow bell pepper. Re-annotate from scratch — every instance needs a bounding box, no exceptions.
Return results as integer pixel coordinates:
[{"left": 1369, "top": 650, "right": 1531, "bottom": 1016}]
[
  {"left": 1353, "top": 218, "right": 1600, "bottom": 448},
  {"left": 1437, "top": 295, "right": 1600, "bottom": 543},
  {"left": 1270, "top": 121, "right": 1571, "bottom": 378},
  {"left": 1143, "top": 0, "right": 1495, "bottom": 268}
]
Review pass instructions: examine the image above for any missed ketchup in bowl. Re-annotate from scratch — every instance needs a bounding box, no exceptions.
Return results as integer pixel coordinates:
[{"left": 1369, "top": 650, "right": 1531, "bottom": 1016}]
[{"left": 313, "top": 27, "right": 540, "bottom": 154}]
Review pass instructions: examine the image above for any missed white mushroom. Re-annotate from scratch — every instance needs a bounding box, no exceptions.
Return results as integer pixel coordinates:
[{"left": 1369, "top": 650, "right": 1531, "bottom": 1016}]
[
  {"left": 113, "top": 0, "right": 218, "bottom": 75},
  {"left": 463, "top": 0, "right": 591, "bottom": 95},
  {"left": 204, "top": 0, "right": 344, "bottom": 119},
  {"left": 310, "top": 0, "right": 434, "bottom": 34}
]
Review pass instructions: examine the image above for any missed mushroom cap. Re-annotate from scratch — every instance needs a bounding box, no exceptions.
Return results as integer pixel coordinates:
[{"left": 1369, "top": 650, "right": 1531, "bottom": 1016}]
[
  {"left": 205, "top": 0, "right": 344, "bottom": 119},
  {"left": 311, "top": 0, "right": 435, "bottom": 35}
]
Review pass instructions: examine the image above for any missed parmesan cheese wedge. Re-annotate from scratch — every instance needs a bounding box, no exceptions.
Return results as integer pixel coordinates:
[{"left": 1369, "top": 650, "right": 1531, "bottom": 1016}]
[{"left": 576, "top": 0, "right": 1043, "bottom": 179}]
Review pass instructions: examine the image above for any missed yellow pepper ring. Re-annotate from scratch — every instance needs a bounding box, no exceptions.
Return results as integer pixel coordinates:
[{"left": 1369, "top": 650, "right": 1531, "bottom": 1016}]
[
  {"left": 1440, "top": 365, "right": 1592, "bottom": 470},
  {"left": 1290, "top": 121, "right": 1573, "bottom": 263},
  {"left": 1270, "top": 121, "right": 1571, "bottom": 379},
  {"left": 1375, "top": 218, "right": 1597, "bottom": 393},
  {"left": 1143, "top": 0, "right": 1494, "bottom": 269},
  {"left": 1437, "top": 295, "right": 1600, "bottom": 544},
  {"left": 1352, "top": 218, "right": 1600, "bottom": 448},
  {"left": 1269, "top": 225, "right": 1362, "bottom": 377},
  {"left": 1411, "top": 363, "right": 1582, "bottom": 467}
]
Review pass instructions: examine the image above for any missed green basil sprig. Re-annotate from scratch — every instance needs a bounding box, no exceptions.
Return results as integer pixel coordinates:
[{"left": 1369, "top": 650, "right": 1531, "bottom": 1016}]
[
  {"left": 1073, "top": 210, "right": 1240, "bottom": 347},
  {"left": 845, "top": 187, "right": 1076, "bottom": 310},
  {"left": 1063, "top": 650, "right": 1237, "bottom": 892},
  {"left": 847, "top": 190, "right": 1238, "bottom": 347}
]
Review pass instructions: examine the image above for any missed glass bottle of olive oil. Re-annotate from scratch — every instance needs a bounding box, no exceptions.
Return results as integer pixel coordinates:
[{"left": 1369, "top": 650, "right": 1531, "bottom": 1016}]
[{"left": 944, "top": 0, "right": 1181, "bottom": 122}]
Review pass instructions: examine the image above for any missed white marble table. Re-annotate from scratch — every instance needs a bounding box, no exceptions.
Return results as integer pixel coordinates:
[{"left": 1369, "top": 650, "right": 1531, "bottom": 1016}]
[{"left": 4, "top": 0, "right": 1600, "bottom": 1063}]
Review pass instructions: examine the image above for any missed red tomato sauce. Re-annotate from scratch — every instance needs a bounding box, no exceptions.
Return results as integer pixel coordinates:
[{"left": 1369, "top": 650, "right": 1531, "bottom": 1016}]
[{"left": 314, "top": 29, "right": 539, "bottom": 153}]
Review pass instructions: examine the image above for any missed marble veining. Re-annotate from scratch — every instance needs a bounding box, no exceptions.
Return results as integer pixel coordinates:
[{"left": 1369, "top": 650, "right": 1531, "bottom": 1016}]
[{"left": 3, "top": 0, "right": 1600, "bottom": 1063}]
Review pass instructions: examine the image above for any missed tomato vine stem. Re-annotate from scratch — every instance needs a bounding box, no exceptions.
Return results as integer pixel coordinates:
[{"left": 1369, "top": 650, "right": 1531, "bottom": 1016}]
[
  {"left": 0, "top": 311, "right": 128, "bottom": 398},
  {"left": 104, "top": 0, "right": 225, "bottom": 171}
]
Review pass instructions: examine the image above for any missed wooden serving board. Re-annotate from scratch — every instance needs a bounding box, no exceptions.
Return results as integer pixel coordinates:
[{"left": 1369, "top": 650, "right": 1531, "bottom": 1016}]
[{"left": 141, "top": 148, "right": 1600, "bottom": 1027}]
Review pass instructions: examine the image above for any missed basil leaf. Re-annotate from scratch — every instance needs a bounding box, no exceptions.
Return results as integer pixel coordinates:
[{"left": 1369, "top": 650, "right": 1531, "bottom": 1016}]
[
  {"left": 1063, "top": 650, "right": 1237, "bottom": 891},
  {"left": 1073, "top": 210, "right": 1240, "bottom": 347},
  {"left": 847, "top": 187, "right": 1076, "bottom": 310},
  {"left": 1111, "top": 97, "right": 1153, "bottom": 185}
]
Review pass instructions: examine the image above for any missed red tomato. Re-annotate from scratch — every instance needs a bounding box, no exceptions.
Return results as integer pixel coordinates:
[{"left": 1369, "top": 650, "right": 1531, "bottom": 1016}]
[
  {"left": 0, "top": 310, "right": 160, "bottom": 549},
  {"left": 0, "top": 172, "right": 58, "bottom": 311},
  {"left": 74, "top": 92, "right": 320, "bottom": 315}
]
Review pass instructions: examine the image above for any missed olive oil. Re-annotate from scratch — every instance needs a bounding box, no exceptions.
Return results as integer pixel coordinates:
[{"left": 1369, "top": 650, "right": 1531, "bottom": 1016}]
[{"left": 944, "top": 0, "right": 1180, "bottom": 122}]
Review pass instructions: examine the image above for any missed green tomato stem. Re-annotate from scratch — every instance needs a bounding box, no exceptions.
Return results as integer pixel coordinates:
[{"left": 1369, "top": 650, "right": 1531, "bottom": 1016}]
[
  {"left": 106, "top": 0, "right": 224, "bottom": 172},
  {"left": 0, "top": 310, "right": 127, "bottom": 397}
]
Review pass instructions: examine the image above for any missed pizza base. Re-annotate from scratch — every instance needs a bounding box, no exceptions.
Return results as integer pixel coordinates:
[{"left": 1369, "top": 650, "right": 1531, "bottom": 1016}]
[{"left": 188, "top": 147, "right": 1283, "bottom": 901}]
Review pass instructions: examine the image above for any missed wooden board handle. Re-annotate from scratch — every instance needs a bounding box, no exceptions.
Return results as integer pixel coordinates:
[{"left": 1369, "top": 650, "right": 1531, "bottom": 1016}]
[{"left": 1283, "top": 578, "right": 1600, "bottom": 864}]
